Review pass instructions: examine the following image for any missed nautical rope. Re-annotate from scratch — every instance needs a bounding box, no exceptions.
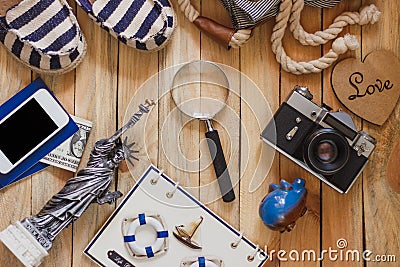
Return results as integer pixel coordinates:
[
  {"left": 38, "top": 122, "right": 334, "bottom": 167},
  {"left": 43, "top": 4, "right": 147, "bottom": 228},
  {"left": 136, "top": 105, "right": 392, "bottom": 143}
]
[
  {"left": 271, "top": 0, "right": 381, "bottom": 74},
  {"left": 177, "top": 0, "right": 199, "bottom": 22},
  {"left": 229, "top": 29, "right": 252, "bottom": 48},
  {"left": 177, "top": 0, "right": 251, "bottom": 48},
  {"left": 289, "top": 1, "right": 381, "bottom": 46},
  {"left": 177, "top": 0, "right": 380, "bottom": 72}
]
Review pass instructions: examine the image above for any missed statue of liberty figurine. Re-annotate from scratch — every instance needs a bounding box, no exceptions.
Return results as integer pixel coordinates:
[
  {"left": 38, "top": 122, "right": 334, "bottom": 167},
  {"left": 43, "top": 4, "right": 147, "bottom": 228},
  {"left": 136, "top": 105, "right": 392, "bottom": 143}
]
[{"left": 0, "top": 99, "right": 155, "bottom": 267}]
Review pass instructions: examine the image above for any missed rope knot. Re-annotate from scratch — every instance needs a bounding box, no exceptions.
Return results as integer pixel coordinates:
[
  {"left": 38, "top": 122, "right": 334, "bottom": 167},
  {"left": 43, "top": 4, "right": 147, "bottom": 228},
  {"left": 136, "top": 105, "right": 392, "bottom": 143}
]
[
  {"left": 230, "top": 29, "right": 252, "bottom": 48},
  {"left": 359, "top": 4, "right": 381, "bottom": 25},
  {"left": 332, "top": 34, "right": 359, "bottom": 55}
]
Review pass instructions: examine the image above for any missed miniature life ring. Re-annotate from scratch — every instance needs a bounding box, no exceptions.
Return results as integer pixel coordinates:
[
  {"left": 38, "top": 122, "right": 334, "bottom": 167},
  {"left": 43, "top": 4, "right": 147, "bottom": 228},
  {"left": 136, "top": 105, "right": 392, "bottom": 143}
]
[
  {"left": 123, "top": 213, "right": 168, "bottom": 258},
  {"left": 189, "top": 257, "right": 218, "bottom": 267}
]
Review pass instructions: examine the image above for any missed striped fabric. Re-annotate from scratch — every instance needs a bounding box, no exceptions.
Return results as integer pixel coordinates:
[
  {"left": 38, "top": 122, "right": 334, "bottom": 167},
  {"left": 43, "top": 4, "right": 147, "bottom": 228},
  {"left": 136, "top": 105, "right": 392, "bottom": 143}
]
[
  {"left": 220, "top": 0, "right": 343, "bottom": 29},
  {"left": 0, "top": 0, "right": 85, "bottom": 73},
  {"left": 76, "top": 0, "right": 176, "bottom": 51}
]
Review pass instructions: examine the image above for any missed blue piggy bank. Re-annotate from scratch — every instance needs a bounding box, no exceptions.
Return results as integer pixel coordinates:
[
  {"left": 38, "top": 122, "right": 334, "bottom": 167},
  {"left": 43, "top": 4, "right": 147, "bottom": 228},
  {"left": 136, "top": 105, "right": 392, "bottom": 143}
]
[{"left": 259, "top": 178, "right": 307, "bottom": 232}]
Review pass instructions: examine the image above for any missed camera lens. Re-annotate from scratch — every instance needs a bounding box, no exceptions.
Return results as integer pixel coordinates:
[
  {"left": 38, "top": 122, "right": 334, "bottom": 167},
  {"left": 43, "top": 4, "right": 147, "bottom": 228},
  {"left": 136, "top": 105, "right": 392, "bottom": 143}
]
[
  {"left": 316, "top": 141, "right": 337, "bottom": 163},
  {"left": 304, "top": 129, "right": 349, "bottom": 176}
]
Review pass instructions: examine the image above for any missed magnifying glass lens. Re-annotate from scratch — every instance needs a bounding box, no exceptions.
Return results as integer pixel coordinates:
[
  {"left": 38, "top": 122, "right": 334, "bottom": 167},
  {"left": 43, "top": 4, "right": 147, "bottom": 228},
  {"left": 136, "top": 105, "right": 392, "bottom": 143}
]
[{"left": 171, "top": 61, "right": 229, "bottom": 120}]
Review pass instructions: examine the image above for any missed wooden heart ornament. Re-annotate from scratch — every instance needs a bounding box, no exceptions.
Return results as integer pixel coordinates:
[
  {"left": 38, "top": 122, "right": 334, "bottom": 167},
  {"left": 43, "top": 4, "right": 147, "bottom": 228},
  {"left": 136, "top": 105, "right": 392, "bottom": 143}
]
[{"left": 331, "top": 51, "right": 400, "bottom": 125}]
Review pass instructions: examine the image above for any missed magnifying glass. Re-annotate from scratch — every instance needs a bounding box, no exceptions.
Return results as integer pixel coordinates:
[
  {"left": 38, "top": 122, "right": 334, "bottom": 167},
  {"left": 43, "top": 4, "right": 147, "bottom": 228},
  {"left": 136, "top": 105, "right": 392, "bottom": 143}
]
[{"left": 171, "top": 60, "right": 235, "bottom": 202}]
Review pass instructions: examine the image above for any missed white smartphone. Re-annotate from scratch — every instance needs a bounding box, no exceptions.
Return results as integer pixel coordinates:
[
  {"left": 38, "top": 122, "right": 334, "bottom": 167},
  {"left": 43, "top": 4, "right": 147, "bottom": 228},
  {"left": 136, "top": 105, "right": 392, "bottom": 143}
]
[{"left": 0, "top": 88, "right": 70, "bottom": 174}]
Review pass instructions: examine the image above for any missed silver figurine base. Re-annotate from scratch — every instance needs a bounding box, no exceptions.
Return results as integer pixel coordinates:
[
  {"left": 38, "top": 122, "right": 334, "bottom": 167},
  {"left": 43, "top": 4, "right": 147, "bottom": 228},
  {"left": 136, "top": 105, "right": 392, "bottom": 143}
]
[{"left": 0, "top": 221, "right": 49, "bottom": 267}]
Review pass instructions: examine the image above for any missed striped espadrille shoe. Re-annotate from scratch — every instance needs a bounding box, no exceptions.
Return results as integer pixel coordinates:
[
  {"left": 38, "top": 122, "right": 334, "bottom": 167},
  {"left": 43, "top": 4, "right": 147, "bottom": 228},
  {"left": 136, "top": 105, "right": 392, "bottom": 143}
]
[
  {"left": 76, "top": 0, "right": 176, "bottom": 51},
  {"left": 0, "top": 0, "right": 86, "bottom": 74}
]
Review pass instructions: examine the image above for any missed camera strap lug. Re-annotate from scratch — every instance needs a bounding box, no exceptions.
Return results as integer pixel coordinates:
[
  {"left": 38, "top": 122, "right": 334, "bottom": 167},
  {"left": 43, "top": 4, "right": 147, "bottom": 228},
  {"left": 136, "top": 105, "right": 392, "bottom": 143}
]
[
  {"left": 286, "top": 126, "right": 299, "bottom": 141},
  {"left": 354, "top": 142, "right": 369, "bottom": 157},
  {"left": 353, "top": 132, "right": 376, "bottom": 157}
]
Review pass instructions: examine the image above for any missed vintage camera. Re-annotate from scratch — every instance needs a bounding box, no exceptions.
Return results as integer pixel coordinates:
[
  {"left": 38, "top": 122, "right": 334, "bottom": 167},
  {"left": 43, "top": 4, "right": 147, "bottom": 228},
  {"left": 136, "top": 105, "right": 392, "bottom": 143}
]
[{"left": 261, "top": 86, "right": 376, "bottom": 193}]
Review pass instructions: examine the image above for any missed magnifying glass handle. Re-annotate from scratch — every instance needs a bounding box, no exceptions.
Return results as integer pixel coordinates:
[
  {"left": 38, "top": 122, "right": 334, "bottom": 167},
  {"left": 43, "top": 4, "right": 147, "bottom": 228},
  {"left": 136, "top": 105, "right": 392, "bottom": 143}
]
[{"left": 205, "top": 120, "right": 236, "bottom": 202}]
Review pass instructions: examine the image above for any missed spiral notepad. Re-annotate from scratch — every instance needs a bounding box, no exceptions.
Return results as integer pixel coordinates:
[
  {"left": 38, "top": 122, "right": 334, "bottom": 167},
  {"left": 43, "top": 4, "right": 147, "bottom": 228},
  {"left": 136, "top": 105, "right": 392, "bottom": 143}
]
[{"left": 85, "top": 165, "right": 267, "bottom": 267}]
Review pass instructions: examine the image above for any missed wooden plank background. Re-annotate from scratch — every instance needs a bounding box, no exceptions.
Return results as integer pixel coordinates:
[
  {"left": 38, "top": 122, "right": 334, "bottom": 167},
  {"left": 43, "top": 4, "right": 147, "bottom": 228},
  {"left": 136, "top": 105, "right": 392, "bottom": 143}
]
[{"left": 0, "top": 1, "right": 399, "bottom": 266}]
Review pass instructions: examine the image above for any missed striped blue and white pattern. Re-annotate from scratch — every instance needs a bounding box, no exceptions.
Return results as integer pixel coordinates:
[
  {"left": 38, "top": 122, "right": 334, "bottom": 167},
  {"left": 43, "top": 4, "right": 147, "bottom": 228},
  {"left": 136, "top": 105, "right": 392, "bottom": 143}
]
[
  {"left": 0, "top": 0, "right": 86, "bottom": 73},
  {"left": 220, "top": 0, "right": 343, "bottom": 29},
  {"left": 76, "top": 0, "right": 176, "bottom": 51}
]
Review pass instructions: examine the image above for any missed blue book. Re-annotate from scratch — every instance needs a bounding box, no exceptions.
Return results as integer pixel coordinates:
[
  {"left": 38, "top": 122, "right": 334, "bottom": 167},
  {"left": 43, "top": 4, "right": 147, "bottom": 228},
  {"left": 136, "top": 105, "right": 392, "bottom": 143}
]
[{"left": 0, "top": 78, "right": 78, "bottom": 189}]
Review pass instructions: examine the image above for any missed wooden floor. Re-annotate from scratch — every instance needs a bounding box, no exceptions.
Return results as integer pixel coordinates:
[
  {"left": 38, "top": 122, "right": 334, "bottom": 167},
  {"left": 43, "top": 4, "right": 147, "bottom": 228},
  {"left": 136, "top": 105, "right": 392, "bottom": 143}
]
[{"left": 1, "top": 1, "right": 399, "bottom": 266}]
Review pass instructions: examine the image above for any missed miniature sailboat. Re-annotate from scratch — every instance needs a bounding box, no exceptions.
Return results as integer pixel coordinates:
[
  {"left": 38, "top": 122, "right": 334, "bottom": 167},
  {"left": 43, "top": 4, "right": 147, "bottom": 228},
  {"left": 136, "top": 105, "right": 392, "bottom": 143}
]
[{"left": 173, "top": 216, "right": 203, "bottom": 249}]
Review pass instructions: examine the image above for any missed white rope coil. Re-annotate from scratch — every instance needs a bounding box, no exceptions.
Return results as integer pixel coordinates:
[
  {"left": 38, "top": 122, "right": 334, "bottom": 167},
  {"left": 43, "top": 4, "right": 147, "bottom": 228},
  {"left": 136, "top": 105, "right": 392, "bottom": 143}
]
[
  {"left": 289, "top": 1, "right": 381, "bottom": 46},
  {"left": 272, "top": 0, "right": 381, "bottom": 74}
]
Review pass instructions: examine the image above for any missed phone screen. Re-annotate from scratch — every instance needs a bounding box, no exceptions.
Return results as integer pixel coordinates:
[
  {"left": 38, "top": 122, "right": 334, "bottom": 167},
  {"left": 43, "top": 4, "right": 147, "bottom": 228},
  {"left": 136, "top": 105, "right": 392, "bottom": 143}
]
[{"left": 0, "top": 98, "right": 58, "bottom": 164}]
